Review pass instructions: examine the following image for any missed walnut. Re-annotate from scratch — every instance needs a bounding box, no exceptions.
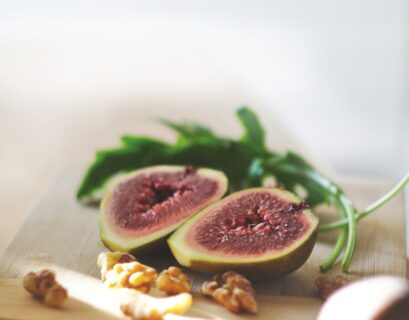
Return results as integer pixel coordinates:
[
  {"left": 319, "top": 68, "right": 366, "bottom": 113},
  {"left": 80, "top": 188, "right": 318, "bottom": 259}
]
[
  {"left": 215, "top": 270, "right": 255, "bottom": 296},
  {"left": 201, "top": 280, "right": 219, "bottom": 296},
  {"left": 23, "top": 270, "right": 68, "bottom": 308},
  {"left": 315, "top": 275, "right": 350, "bottom": 300},
  {"left": 156, "top": 267, "right": 190, "bottom": 295},
  {"left": 97, "top": 251, "right": 156, "bottom": 293},
  {"left": 201, "top": 271, "right": 257, "bottom": 314},
  {"left": 104, "top": 261, "right": 158, "bottom": 293},
  {"left": 97, "top": 251, "right": 135, "bottom": 281},
  {"left": 120, "top": 290, "right": 192, "bottom": 320}
]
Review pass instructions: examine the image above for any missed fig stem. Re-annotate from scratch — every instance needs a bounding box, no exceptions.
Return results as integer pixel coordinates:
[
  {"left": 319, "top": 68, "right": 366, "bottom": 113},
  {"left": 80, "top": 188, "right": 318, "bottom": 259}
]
[
  {"left": 319, "top": 172, "right": 409, "bottom": 233},
  {"left": 319, "top": 193, "right": 355, "bottom": 272},
  {"left": 319, "top": 224, "right": 347, "bottom": 272},
  {"left": 340, "top": 194, "right": 357, "bottom": 272}
]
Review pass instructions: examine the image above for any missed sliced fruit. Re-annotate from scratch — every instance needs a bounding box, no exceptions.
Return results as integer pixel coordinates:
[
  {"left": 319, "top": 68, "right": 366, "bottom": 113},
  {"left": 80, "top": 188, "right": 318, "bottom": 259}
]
[
  {"left": 100, "top": 165, "right": 228, "bottom": 253},
  {"left": 168, "top": 188, "right": 319, "bottom": 279}
]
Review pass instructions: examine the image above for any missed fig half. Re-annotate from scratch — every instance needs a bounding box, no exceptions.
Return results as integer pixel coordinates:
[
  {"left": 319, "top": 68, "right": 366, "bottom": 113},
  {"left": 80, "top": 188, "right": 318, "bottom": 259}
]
[
  {"left": 100, "top": 165, "right": 228, "bottom": 253},
  {"left": 168, "top": 188, "right": 319, "bottom": 279}
]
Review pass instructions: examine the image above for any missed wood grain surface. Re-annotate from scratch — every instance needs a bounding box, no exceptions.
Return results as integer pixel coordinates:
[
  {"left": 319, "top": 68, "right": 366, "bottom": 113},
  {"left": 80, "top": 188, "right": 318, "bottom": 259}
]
[
  {"left": 0, "top": 168, "right": 406, "bottom": 319},
  {"left": 0, "top": 278, "right": 321, "bottom": 320}
]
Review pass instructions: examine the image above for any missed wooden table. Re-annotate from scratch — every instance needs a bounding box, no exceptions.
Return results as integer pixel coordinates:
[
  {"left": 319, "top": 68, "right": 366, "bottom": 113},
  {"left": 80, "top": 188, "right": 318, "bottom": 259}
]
[
  {"left": 0, "top": 106, "right": 407, "bottom": 319},
  {"left": 0, "top": 170, "right": 406, "bottom": 319}
]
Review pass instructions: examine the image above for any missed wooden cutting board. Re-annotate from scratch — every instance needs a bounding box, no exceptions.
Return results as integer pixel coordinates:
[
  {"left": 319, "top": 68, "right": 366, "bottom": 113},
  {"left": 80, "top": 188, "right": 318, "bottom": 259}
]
[{"left": 0, "top": 168, "right": 406, "bottom": 319}]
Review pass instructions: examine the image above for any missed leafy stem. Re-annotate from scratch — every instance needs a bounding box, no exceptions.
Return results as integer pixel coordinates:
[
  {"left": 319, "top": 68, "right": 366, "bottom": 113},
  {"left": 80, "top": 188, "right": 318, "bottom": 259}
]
[{"left": 319, "top": 172, "right": 409, "bottom": 233}]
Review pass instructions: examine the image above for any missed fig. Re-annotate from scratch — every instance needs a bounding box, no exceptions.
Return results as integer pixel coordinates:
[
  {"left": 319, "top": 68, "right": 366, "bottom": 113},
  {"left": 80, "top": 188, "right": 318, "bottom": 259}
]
[
  {"left": 168, "top": 188, "right": 319, "bottom": 279},
  {"left": 318, "top": 276, "right": 409, "bottom": 320},
  {"left": 100, "top": 165, "right": 228, "bottom": 253}
]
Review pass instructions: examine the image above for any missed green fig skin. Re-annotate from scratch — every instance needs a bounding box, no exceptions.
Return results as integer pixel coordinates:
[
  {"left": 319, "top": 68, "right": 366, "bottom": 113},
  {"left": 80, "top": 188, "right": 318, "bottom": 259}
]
[
  {"left": 170, "top": 231, "right": 317, "bottom": 280},
  {"left": 100, "top": 233, "right": 167, "bottom": 256}
]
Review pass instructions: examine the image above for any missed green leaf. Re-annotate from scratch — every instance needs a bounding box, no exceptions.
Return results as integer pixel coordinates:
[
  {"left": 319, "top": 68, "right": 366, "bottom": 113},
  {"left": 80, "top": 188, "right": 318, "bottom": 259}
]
[
  {"left": 77, "top": 141, "right": 170, "bottom": 202},
  {"left": 159, "top": 119, "right": 222, "bottom": 145},
  {"left": 247, "top": 158, "right": 265, "bottom": 187},
  {"left": 264, "top": 152, "right": 343, "bottom": 207},
  {"left": 76, "top": 138, "right": 252, "bottom": 202},
  {"left": 237, "top": 107, "right": 266, "bottom": 153},
  {"left": 160, "top": 120, "right": 214, "bottom": 137},
  {"left": 120, "top": 135, "right": 168, "bottom": 149}
]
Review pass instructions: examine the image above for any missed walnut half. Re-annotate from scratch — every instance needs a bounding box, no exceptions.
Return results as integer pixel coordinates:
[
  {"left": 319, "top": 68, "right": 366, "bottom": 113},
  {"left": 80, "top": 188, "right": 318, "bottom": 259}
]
[
  {"left": 97, "top": 251, "right": 136, "bottom": 281},
  {"left": 105, "top": 261, "right": 158, "bottom": 293},
  {"left": 97, "top": 251, "right": 157, "bottom": 293},
  {"left": 315, "top": 275, "right": 350, "bottom": 300},
  {"left": 201, "top": 271, "right": 257, "bottom": 314},
  {"left": 23, "top": 270, "right": 68, "bottom": 308},
  {"left": 156, "top": 267, "right": 191, "bottom": 295}
]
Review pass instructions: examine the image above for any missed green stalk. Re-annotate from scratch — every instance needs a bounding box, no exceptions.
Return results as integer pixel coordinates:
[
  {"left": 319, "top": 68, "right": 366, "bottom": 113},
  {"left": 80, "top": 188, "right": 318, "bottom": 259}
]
[
  {"left": 319, "top": 191, "right": 356, "bottom": 272},
  {"left": 304, "top": 171, "right": 357, "bottom": 272},
  {"left": 339, "top": 194, "right": 356, "bottom": 272},
  {"left": 320, "top": 223, "right": 347, "bottom": 272},
  {"left": 319, "top": 172, "right": 409, "bottom": 233}
]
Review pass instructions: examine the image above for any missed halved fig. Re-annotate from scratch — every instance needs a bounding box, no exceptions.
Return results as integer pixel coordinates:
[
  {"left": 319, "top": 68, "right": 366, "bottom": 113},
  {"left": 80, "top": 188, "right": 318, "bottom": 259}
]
[
  {"left": 168, "top": 188, "right": 319, "bottom": 279},
  {"left": 100, "top": 165, "right": 228, "bottom": 253}
]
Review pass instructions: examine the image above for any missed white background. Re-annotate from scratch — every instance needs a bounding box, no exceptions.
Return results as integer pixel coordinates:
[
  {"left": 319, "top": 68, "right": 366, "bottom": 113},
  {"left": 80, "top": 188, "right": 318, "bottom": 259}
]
[{"left": 0, "top": 0, "right": 408, "bottom": 178}]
